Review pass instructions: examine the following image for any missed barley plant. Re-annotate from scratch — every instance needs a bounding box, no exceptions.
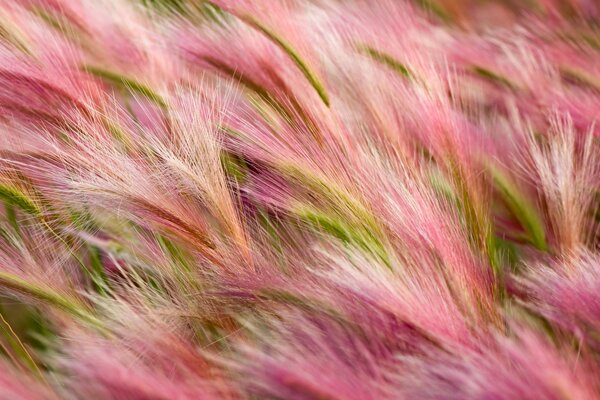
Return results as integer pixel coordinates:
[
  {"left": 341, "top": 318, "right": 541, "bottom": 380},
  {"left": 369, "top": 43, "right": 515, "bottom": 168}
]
[{"left": 0, "top": 0, "right": 599, "bottom": 398}]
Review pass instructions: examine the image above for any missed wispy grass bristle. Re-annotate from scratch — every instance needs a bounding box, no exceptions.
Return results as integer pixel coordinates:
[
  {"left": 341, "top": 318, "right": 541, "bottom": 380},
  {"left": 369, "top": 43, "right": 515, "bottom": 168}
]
[{"left": 0, "top": 0, "right": 599, "bottom": 398}]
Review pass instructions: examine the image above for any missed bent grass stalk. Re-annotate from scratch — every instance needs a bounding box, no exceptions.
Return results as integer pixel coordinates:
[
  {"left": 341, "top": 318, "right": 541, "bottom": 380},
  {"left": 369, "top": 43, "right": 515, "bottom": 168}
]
[
  {"left": 358, "top": 45, "right": 413, "bottom": 79},
  {"left": 206, "top": 2, "right": 330, "bottom": 106},
  {"left": 0, "top": 271, "right": 106, "bottom": 334},
  {"left": 82, "top": 65, "right": 167, "bottom": 108},
  {"left": 0, "top": 312, "right": 43, "bottom": 380},
  {"left": 488, "top": 163, "right": 547, "bottom": 252}
]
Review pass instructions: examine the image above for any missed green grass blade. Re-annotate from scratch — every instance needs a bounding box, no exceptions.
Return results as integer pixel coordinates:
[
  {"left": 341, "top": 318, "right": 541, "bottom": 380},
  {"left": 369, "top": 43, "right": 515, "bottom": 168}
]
[
  {"left": 205, "top": 2, "right": 332, "bottom": 106},
  {"left": 0, "top": 185, "right": 40, "bottom": 216},
  {"left": 472, "top": 66, "right": 518, "bottom": 90},
  {"left": 0, "top": 312, "right": 42, "bottom": 379},
  {"left": 0, "top": 16, "right": 32, "bottom": 55},
  {"left": 489, "top": 163, "right": 547, "bottom": 251},
  {"left": 295, "top": 205, "right": 390, "bottom": 268},
  {"left": 559, "top": 66, "right": 600, "bottom": 93},
  {"left": 358, "top": 45, "right": 412, "bottom": 78},
  {"left": 83, "top": 65, "right": 167, "bottom": 108},
  {"left": 0, "top": 271, "right": 105, "bottom": 333}
]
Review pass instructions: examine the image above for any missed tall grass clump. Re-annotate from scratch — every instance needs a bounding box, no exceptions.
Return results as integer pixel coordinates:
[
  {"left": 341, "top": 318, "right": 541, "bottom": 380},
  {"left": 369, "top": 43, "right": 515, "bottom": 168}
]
[{"left": 0, "top": 0, "right": 599, "bottom": 398}]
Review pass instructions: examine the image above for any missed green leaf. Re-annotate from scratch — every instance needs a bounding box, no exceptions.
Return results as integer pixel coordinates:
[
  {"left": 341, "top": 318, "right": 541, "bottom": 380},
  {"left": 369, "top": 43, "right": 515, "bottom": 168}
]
[
  {"left": 88, "top": 245, "right": 110, "bottom": 295},
  {"left": 413, "top": 0, "right": 453, "bottom": 22},
  {"left": 83, "top": 65, "right": 167, "bottom": 108},
  {"left": 221, "top": 151, "right": 248, "bottom": 184},
  {"left": 0, "top": 271, "right": 106, "bottom": 333},
  {"left": 358, "top": 45, "right": 412, "bottom": 78},
  {"left": 140, "top": 0, "right": 187, "bottom": 13},
  {"left": 472, "top": 66, "right": 518, "bottom": 90},
  {"left": 489, "top": 163, "right": 547, "bottom": 252},
  {"left": 240, "top": 15, "right": 329, "bottom": 106},
  {"left": 0, "top": 16, "right": 32, "bottom": 55},
  {"left": 297, "top": 206, "right": 352, "bottom": 244},
  {"left": 0, "top": 185, "right": 40, "bottom": 216},
  {"left": 203, "top": 1, "right": 330, "bottom": 107},
  {"left": 446, "top": 153, "right": 499, "bottom": 280},
  {"left": 559, "top": 66, "right": 600, "bottom": 93},
  {"left": 294, "top": 204, "right": 390, "bottom": 267},
  {"left": 0, "top": 311, "right": 42, "bottom": 378}
]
